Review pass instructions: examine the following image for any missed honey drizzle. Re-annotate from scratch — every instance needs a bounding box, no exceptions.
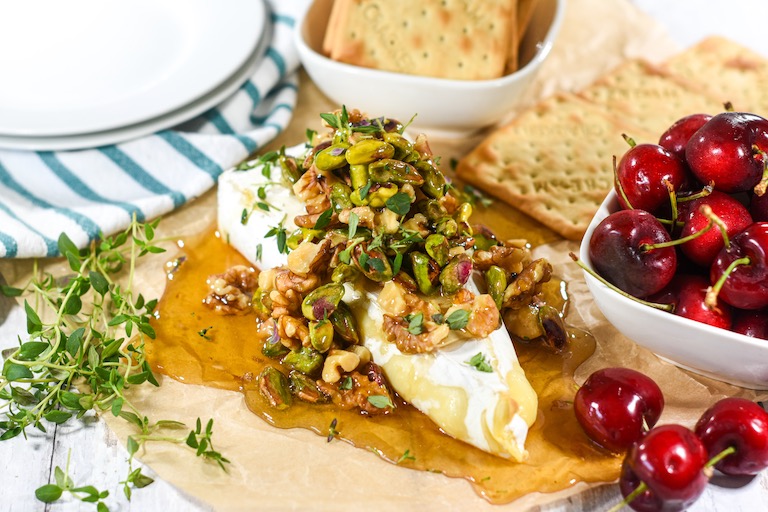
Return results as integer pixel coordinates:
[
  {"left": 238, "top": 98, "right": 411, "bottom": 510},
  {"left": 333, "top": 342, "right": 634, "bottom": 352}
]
[{"left": 147, "top": 230, "right": 620, "bottom": 504}]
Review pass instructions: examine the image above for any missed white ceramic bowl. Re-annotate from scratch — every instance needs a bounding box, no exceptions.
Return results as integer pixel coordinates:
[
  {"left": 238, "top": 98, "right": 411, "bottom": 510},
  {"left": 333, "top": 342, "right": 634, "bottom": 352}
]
[
  {"left": 579, "top": 190, "right": 768, "bottom": 389},
  {"left": 294, "top": 0, "right": 564, "bottom": 137}
]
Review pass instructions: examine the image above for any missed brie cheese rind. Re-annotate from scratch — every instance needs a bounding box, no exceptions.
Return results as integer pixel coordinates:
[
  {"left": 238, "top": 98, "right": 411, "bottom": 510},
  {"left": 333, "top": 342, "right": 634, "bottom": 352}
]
[{"left": 217, "top": 157, "right": 538, "bottom": 461}]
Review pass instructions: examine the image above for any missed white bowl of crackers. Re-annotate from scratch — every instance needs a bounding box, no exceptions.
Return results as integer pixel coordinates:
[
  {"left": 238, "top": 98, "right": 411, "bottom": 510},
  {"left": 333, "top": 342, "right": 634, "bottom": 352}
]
[{"left": 295, "top": 0, "right": 564, "bottom": 137}]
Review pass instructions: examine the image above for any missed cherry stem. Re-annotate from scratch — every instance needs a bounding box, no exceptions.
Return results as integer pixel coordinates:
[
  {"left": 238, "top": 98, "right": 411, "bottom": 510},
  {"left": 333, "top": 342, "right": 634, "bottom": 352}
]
[
  {"left": 568, "top": 252, "right": 674, "bottom": 312},
  {"left": 676, "top": 183, "right": 714, "bottom": 203},
  {"left": 613, "top": 155, "right": 635, "bottom": 210},
  {"left": 752, "top": 144, "right": 768, "bottom": 197},
  {"left": 656, "top": 184, "right": 714, "bottom": 229},
  {"left": 705, "top": 445, "right": 737, "bottom": 470},
  {"left": 622, "top": 133, "right": 637, "bottom": 148},
  {"left": 705, "top": 256, "right": 751, "bottom": 308},
  {"left": 607, "top": 481, "right": 648, "bottom": 512},
  {"left": 641, "top": 205, "right": 727, "bottom": 252},
  {"left": 665, "top": 179, "right": 679, "bottom": 232}
]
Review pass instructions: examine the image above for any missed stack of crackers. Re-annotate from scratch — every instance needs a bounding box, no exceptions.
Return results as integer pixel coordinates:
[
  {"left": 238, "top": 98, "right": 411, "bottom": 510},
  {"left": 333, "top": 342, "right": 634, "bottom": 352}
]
[
  {"left": 456, "top": 36, "right": 768, "bottom": 240},
  {"left": 323, "top": 0, "right": 541, "bottom": 80}
]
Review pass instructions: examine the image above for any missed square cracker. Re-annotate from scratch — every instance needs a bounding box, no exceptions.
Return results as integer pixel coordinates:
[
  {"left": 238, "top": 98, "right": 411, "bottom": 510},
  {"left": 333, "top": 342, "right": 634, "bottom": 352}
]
[
  {"left": 328, "top": 0, "right": 516, "bottom": 80},
  {"left": 516, "top": 0, "right": 539, "bottom": 41},
  {"left": 504, "top": 3, "right": 520, "bottom": 74},
  {"left": 323, "top": 0, "right": 350, "bottom": 55},
  {"left": 455, "top": 93, "right": 655, "bottom": 240},
  {"left": 662, "top": 36, "right": 768, "bottom": 116},
  {"left": 577, "top": 59, "right": 725, "bottom": 136}
]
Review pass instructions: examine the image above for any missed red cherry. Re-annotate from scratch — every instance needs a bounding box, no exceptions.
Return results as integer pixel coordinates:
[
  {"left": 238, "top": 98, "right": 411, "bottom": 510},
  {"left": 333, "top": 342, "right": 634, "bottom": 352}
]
[
  {"left": 588, "top": 209, "right": 677, "bottom": 298},
  {"left": 659, "top": 113, "right": 712, "bottom": 162},
  {"left": 648, "top": 274, "right": 732, "bottom": 330},
  {"left": 679, "top": 190, "right": 752, "bottom": 267},
  {"left": 694, "top": 397, "right": 768, "bottom": 476},
  {"left": 709, "top": 222, "right": 768, "bottom": 310},
  {"left": 732, "top": 308, "right": 768, "bottom": 339},
  {"left": 686, "top": 112, "right": 768, "bottom": 194},
  {"left": 619, "top": 425, "right": 708, "bottom": 512},
  {"left": 574, "top": 368, "right": 664, "bottom": 453},
  {"left": 616, "top": 143, "right": 689, "bottom": 213},
  {"left": 750, "top": 191, "right": 768, "bottom": 222}
]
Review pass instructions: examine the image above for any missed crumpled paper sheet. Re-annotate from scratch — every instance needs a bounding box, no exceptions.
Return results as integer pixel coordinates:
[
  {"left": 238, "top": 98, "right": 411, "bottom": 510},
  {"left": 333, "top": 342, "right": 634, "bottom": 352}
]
[{"left": 3, "top": 0, "right": 764, "bottom": 510}]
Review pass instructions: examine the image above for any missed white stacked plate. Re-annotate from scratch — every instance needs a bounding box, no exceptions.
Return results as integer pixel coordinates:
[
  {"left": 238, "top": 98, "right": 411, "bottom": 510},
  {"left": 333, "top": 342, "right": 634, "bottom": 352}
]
[{"left": 0, "top": 0, "right": 269, "bottom": 151}]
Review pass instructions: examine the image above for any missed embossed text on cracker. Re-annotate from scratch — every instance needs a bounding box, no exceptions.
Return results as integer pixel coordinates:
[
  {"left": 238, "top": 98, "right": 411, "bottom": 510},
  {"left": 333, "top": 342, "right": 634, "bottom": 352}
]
[{"left": 531, "top": 176, "right": 611, "bottom": 194}]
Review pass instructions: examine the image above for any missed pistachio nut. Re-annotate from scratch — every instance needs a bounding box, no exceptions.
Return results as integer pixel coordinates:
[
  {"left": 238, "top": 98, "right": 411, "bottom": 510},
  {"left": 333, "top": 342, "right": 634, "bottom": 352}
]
[
  {"left": 331, "top": 263, "right": 360, "bottom": 284},
  {"left": 382, "top": 132, "right": 414, "bottom": 160},
  {"left": 278, "top": 154, "right": 302, "bottom": 184},
  {"left": 367, "top": 183, "right": 399, "bottom": 208},
  {"left": 329, "top": 301, "right": 361, "bottom": 345},
  {"left": 314, "top": 143, "right": 351, "bottom": 171},
  {"left": 349, "top": 188, "right": 370, "bottom": 207},
  {"left": 252, "top": 288, "right": 272, "bottom": 317},
  {"left": 455, "top": 202, "right": 473, "bottom": 223},
  {"left": 425, "top": 234, "right": 450, "bottom": 267},
  {"left": 410, "top": 251, "right": 438, "bottom": 295},
  {"left": 369, "top": 159, "right": 424, "bottom": 185},
  {"left": 485, "top": 265, "right": 508, "bottom": 310},
  {"left": 282, "top": 346, "right": 324, "bottom": 376},
  {"left": 349, "top": 163, "right": 370, "bottom": 190},
  {"left": 417, "top": 199, "right": 448, "bottom": 222},
  {"left": 439, "top": 254, "right": 473, "bottom": 294},
  {"left": 304, "top": 140, "right": 331, "bottom": 170},
  {"left": 309, "top": 319, "right": 335, "bottom": 353},
  {"left": 258, "top": 366, "right": 292, "bottom": 410},
  {"left": 353, "top": 244, "right": 393, "bottom": 283},
  {"left": 301, "top": 283, "right": 345, "bottom": 321},
  {"left": 346, "top": 139, "right": 395, "bottom": 165},
  {"left": 414, "top": 161, "right": 446, "bottom": 199},
  {"left": 262, "top": 324, "right": 289, "bottom": 359},
  {"left": 436, "top": 217, "right": 458, "bottom": 237},
  {"left": 288, "top": 370, "right": 329, "bottom": 404},
  {"left": 473, "top": 231, "right": 498, "bottom": 251},
  {"left": 330, "top": 182, "right": 354, "bottom": 212}
]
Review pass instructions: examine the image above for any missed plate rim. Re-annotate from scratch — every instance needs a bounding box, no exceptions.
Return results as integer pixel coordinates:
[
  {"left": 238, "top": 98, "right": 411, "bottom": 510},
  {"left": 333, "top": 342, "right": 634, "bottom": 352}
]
[
  {"left": 0, "top": 15, "right": 272, "bottom": 152},
  {"left": 0, "top": 0, "right": 267, "bottom": 137}
]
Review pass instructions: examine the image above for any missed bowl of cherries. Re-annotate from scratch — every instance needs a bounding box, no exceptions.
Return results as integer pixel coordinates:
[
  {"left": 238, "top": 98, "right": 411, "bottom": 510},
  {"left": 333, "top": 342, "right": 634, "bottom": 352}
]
[{"left": 577, "top": 110, "right": 768, "bottom": 389}]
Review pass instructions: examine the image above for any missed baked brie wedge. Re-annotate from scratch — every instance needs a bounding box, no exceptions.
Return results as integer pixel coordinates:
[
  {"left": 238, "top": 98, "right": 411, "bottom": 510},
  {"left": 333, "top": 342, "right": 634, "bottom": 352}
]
[{"left": 216, "top": 114, "right": 546, "bottom": 461}]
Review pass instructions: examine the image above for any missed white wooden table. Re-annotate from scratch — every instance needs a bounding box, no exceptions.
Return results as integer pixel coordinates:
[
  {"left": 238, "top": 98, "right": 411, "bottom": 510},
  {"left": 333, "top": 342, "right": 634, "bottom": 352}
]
[{"left": 3, "top": 1, "right": 768, "bottom": 510}]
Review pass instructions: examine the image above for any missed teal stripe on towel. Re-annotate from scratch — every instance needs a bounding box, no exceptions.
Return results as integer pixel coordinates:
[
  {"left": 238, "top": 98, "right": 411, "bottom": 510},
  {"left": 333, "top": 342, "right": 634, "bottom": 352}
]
[
  {"left": 156, "top": 131, "right": 223, "bottom": 178},
  {"left": 0, "top": 162, "right": 100, "bottom": 239},
  {"left": 38, "top": 152, "right": 145, "bottom": 222},
  {"left": 203, "top": 109, "right": 258, "bottom": 154},
  {"left": 204, "top": 108, "right": 237, "bottom": 134},
  {"left": 270, "top": 13, "right": 294, "bottom": 27},
  {"left": 243, "top": 80, "right": 262, "bottom": 106},
  {"left": 0, "top": 230, "right": 17, "bottom": 257},
  {"left": 0, "top": 201, "right": 57, "bottom": 256},
  {"left": 249, "top": 102, "right": 293, "bottom": 125},
  {"left": 266, "top": 47, "right": 286, "bottom": 77},
  {"left": 99, "top": 146, "right": 187, "bottom": 209}
]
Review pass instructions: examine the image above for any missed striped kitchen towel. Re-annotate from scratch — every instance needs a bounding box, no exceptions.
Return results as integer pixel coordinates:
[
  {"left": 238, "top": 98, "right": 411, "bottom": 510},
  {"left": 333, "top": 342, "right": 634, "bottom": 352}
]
[{"left": 0, "top": 0, "right": 310, "bottom": 259}]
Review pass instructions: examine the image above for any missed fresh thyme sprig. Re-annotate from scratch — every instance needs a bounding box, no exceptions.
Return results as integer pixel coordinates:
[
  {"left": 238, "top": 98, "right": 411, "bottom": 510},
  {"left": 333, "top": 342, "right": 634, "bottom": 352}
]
[
  {"left": 0, "top": 217, "right": 230, "bottom": 505},
  {"left": 0, "top": 219, "right": 163, "bottom": 439},
  {"left": 35, "top": 450, "right": 110, "bottom": 510}
]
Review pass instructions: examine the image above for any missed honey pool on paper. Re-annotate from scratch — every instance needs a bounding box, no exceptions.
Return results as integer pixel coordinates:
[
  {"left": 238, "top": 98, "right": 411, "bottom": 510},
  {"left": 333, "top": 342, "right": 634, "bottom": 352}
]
[{"left": 147, "top": 220, "right": 620, "bottom": 504}]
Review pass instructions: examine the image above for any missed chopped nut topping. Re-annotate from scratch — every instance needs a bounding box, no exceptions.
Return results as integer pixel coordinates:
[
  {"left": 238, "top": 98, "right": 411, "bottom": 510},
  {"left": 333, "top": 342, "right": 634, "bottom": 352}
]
[
  {"left": 503, "top": 258, "right": 553, "bottom": 310},
  {"left": 317, "top": 364, "right": 393, "bottom": 416},
  {"left": 203, "top": 265, "right": 257, "bottom": 314}
]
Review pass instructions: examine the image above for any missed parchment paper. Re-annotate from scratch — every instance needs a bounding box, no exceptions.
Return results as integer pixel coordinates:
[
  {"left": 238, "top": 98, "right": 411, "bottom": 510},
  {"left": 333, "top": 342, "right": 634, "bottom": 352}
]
[{"left": 3, "top": 1, "right": 765, "bottom": 510}]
